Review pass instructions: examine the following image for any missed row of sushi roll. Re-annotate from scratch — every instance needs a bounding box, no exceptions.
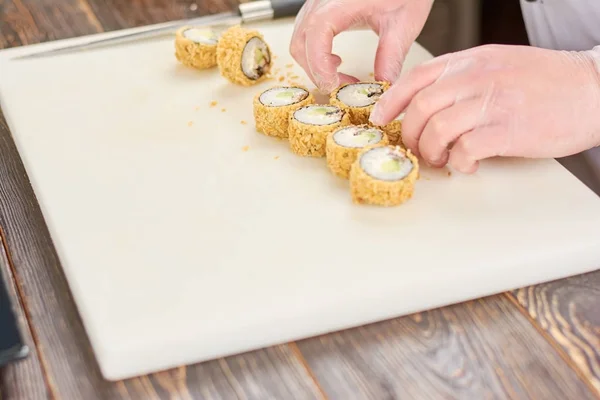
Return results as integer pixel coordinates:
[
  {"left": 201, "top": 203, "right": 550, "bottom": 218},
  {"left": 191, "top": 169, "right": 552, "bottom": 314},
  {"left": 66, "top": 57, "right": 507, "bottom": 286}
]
[
  {"left": 175, "top": 25, "right": 272, "bottom": 86},
  {"left": 173, "top": 23, "right": 419, "bottom": 207},
  {"left": 253, "top": 82, "right": 419, "bottom": 207}
]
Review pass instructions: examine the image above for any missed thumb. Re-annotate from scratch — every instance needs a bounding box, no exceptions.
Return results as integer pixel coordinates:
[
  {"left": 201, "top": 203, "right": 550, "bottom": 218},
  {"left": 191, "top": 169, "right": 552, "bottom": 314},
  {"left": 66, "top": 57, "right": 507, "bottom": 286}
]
[{"left": 374, "top": 1, "right": 433, "bottom": 82}]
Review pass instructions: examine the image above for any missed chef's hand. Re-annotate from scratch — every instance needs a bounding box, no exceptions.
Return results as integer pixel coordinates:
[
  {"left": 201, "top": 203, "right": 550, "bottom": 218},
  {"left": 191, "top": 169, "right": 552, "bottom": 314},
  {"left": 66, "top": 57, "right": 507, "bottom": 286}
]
[
  {"left": 369, "top": 44, "right": 600, "bottom": 173},
  {"left": 289, "top": 0, "right": 434, "bottom": 93}
]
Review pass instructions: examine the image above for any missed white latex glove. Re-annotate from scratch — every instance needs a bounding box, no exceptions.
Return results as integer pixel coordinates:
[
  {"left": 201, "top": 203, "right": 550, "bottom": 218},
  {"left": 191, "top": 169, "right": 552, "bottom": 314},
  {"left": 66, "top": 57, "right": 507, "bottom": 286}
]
[
  {"left": 369, "top": 44, "right": 600, "bottom": 173},
  {"left": 289, "top": 0, "right": 434, "bottom": 93}
]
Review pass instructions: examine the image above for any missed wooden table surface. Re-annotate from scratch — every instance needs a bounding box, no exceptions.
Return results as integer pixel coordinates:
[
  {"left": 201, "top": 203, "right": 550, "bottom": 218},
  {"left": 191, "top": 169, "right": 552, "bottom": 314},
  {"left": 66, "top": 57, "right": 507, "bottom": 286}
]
[{"left": 0, "top": 1, "right": 599, "bottom": 399}]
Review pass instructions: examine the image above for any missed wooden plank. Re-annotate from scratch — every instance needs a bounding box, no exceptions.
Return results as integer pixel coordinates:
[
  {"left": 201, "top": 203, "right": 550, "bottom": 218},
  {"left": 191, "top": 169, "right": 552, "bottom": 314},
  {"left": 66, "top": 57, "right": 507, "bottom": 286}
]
[
  {"left": 0, "top": 0, "right": 103, "bottom": 48},
  {"left": 85, "top": 0, "right": 240, "bottom": 32},
  {"left": 512, "top": 271, "right": 600, "bottom": 397},
  {"left": 0, "top": 235, "right": 48, "bottom": 400},
  {"left": 0, "top": 71, "right": 324, "bottom": 400},
  {"left": 297, "top": 295, "right": 599, "bottom": 400}
]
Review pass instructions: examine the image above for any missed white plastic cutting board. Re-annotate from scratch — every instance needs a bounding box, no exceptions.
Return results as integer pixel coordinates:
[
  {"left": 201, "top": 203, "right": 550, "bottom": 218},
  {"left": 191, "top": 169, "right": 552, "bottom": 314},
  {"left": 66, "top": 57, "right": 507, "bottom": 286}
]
[{"left": 2, "top": 19, "right": 600, "bottom": 381}]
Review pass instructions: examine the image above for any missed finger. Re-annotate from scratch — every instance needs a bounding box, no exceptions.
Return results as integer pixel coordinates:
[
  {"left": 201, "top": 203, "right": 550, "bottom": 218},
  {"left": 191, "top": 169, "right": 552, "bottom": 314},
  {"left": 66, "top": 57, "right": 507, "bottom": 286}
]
[
  {"left": 369, "top": 53, "right": 454, "bottom": 126},
  {"left": 338, "top": 72, "right": 360, "bottom": 86},
  {"left": 304, "top": 4, "right": 367, "bottom": 92},
  {"left": 374, "top": 1, "right": 432, "bottom": 82},
  {"left": 373, "top": 16, "right": 408, "bottom": 82},
  {"left": 399, "top": 74, "right": 480, "bottom": 156},
  {"left": 418, "top": 98, "right": 491, "bottom": 167},
  {"left": 448, "top": 125, "right": 508, "bottom": 174},
  {"left": 289, "top": 0, "right": 318, "bottom": 82}
]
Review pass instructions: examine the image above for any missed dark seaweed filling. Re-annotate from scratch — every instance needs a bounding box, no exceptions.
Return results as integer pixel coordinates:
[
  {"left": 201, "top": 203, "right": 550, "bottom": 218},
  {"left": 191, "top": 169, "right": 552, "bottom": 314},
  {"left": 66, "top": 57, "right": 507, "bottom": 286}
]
[{"left": 241, "top": 38, "right": 271, "bottom": 81}]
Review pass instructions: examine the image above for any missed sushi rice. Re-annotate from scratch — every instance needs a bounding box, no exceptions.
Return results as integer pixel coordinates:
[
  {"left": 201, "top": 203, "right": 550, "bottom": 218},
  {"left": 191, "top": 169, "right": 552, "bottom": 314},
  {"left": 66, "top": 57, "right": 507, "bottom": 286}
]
[
  {"left": 326, "top": 125, "right": 389, "bottom": 179},
  {"left": 288, "top": 105, "right": 351, "bottom": 157},
  {"left": 330, "top": 81, "right": 389, "bottom": 125},
  {"left": 350, "top": 145, "right": 419, "bottom": 206},
  {"left": 253, "top": 86, "right": 315, "bottom": 139},
  {"left": 217, "top": 25, "right": 272, "bottom": 86},
  {"left": 174, "top": 26, "right": 220, "bottom": 69}
]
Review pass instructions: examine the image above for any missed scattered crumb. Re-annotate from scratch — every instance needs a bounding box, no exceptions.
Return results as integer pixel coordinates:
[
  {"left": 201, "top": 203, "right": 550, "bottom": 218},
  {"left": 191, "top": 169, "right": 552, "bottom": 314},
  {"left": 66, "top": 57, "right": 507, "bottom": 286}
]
[
  {"left": 242, "top": 146, "right": 250, "bottom": 152},
  {"left": 286, "top": 72, "right": 294, "bottom": 77},
  {"left": 369, "top": 72, "right": 374, "bottom": 77},
  {"left": 274, "top": 156, "right": 280, "bottom": 160},
  {"left": 278, "top": 76, "right": 285, "bottom": 82},
  {"left": 274, "top": 68, "right": 281, "bottom": 74},
  {"left": 241, "top": 120, "right": 247, "bottom": 125},
  {"left": 194, "top": 106, "right": 200, "bottom": 111},
  {"left": 273, "top": 55, "right": 278, "bottom": 60},
  {"left": 189, "top": 3, "right": 198, "bottom": 11},
  {"left": 210, "top": 101, "right": 218, "bottom": 107},
  {"left": 221, "top": 108, "right": 226, "bottom": 112},
  {"left": 286, "top": 64, "right": 294, "bottom": 68},
  {"left": 290, "top": 75, "right": 299, "bottom": 80},
  {"left": 187, "top": 121, "right": 193, "bottom": 127},
  {"left": 447, "top": 171, "right": 452, "bottom": 177}
]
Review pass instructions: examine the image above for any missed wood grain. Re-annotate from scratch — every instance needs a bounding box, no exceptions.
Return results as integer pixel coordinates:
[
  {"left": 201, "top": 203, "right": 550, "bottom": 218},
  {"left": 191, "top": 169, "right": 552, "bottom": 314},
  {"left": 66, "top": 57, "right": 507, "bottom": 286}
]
[
  {"left": 0, "top": 232, "right": 48, "bottom": 400},
  {"left": 85, "top": 0, "right": 240, "bottom": 33},
  {"left": 297, "top": 295, "right": 599, "bottom": 400},
  {"left": 512, "top": 271, "right": 600, "bottom": 397},
  {"left": 0, "top": 0, "right": 103, "bottom": 48}
]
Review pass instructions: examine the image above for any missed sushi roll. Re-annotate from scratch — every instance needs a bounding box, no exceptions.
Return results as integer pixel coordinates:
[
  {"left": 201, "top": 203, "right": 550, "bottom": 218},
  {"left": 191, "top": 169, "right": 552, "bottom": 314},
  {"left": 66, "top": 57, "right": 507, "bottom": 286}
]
[
  {"left": 288, "top": 105, "right": 351, "bottom": 157},
  {"left": 253, "top": 86, "right": 315, "bottom": 139},
  {"left": 174, "top": 26, "right": 219, "bottom": 69},
  {"left": 326, "top": 125, "right": 389, "bottom": 179},
  {"left": 330, "top": 81, "right": 390, "bottom": 125},
  {"left": 373, "top": 112, "right": 405, "bottom": 147},
  {"left": 216, "top": 25, "right": 272, "bottom": 86},
  {"left": 349, "top": 145, "right": 419, "bottom": 206}
]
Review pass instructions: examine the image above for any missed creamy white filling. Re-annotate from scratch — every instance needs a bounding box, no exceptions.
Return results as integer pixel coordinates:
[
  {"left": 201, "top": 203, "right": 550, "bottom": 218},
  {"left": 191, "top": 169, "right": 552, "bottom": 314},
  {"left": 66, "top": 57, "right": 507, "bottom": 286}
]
[
  {"left": 333, "top": 126, "right": 384, "bottom": 148},
  {"left": 183, "top": 28, "right": 219, "bottom": 45},
  {"left": 241, "top": 37, "right": 270, "bottom": 80},
  {"left": 360, "top": 146, "right": 413, "bottom": 181},
  {"left": 337, "top": 83, "right": 384, "bottom": 108},
  {"left": 294, "top": 105, "right": 343, "bottom": 126},
  {"left": 259, "top": 87, "right": 308, "bottom": 107}
]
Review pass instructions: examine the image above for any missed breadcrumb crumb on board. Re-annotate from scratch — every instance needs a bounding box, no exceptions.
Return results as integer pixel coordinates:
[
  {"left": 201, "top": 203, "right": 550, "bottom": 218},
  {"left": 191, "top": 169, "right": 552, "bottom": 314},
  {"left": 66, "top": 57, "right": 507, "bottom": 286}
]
[
  {"left": 221, "top": 108, "right": 226, "bottom": 112},
  {"left": 274, "top": 156, "right": 280, "bottom": 160},
  {"left": 210, "top": 101, "right": 218, "bottom": 107},
  {"left": 286, "top": 64, "right": 294, "bottom": 68},
  {"left": 242, "top": 146, "right": 250, "bottom": 152},
  {"left": 187, "top": 121, "right": 193, "bottom": 127},
  {"left": 241, "top": 120, "right": 247, "bottom": 125}
]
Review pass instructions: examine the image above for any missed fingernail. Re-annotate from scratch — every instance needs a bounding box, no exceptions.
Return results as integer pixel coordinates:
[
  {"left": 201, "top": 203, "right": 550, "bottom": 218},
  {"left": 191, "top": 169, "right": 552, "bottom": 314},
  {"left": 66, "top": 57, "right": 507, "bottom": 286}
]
[{"left": 369, "top": 102, "right": 385, "bottom": 125}]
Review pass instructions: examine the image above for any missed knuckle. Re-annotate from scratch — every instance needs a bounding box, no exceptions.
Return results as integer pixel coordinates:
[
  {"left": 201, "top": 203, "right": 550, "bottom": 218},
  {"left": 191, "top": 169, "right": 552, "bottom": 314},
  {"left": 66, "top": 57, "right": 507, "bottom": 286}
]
[
  {"left": 456, "top": 135, "right": 473, "bottom": 155},
  {"left": 428, "top": 114, "right": 446, "bottom": 138},
  {"left": 411, "top": 91, "right": 431, "bottom": 116}
]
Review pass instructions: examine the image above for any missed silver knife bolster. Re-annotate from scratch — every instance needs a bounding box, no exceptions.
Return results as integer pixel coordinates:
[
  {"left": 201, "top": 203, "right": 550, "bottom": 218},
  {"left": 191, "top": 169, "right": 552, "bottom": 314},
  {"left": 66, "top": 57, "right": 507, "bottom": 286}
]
[{"left": 239, "top": 1, "right": 275, "bottom": 22}]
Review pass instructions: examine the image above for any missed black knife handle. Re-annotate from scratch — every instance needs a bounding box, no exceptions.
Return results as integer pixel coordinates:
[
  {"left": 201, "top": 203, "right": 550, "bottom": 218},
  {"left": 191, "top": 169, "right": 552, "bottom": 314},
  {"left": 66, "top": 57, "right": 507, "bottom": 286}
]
[{"left": 271, "top": 0, "right": 307, "bottom": 18}]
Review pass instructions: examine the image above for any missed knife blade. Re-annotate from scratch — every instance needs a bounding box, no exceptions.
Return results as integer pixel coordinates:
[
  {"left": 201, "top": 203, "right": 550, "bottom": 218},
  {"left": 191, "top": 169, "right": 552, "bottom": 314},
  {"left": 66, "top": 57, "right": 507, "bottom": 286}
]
[{"left": 13, "top": 0, "right": 306, "bottom": 60}]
